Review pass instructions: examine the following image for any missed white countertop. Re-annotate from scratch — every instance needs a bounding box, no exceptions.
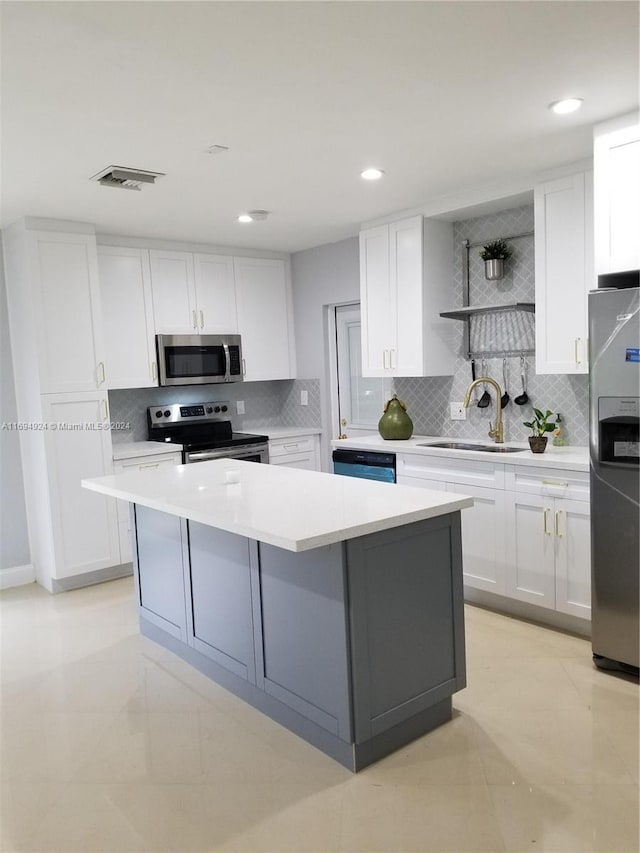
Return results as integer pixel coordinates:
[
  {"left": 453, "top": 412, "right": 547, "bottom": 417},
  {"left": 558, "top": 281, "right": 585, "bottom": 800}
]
[
  {"left": 331, "top": 434, "right": 589, "bottom": 472},
  {"left": 83, "top": 459, "right": 473, "bottom": 552},
  {"left": 112, "top": 441, "right": 184, "bottom": 461},
  {"left": 264, "top": 426, "right": 322, "bottom": 439}
]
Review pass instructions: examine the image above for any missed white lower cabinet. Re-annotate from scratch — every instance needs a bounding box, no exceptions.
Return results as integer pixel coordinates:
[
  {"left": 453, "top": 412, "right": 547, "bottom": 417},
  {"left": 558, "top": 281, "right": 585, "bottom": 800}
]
[
  {"left": 397, "top": 468, "right": 506, "bottom": 595},
  {"left": 113, "top": 452, "right": 182, "bottom": 562},
  {"left": 268, "top": 434, "right": 320, "bottom": 471},
  {"left": 396, "top": 452, "right": 590, "bottom": 622},
  {"left": 42, "top": 392, "right": 120, "bottom": 579},
  {"left": 505, "top": 493, "right": 591, "bottom": 618},
  {"left": 450, "top": 483, "right": 507, "bottom": 596}
]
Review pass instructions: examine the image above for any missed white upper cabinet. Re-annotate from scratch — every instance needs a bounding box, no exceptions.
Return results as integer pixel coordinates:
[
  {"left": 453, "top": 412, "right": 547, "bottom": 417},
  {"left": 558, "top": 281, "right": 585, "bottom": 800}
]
[
  {"left": 16, "top": 229, "right": 107, "bottom": 393},
  {"left": 234, "top": 257, "right": 295, "bottom": 381},
  {"left": 193, "top": 253, "right": 238, "bottom": 333},
  {"left": 150, "top": 250, "right": 238, "bottom": 335},
  {"left": 98, "top": 246, "right": 157, "bottom": 389},
  {"left": 359, "top": 215, "right": 454, "bottom": 378},
  {"left": 594, "top": 115, "right": 640, "bottom": 276},
  {"left": 534, "top": 170, "right": 594, "bottom": 374},
  {"left": 360, "top": 224, "right": 390, "bottom": 377},
  {"left": 149, "top": 249, "right": 197, "bottom": 334}
]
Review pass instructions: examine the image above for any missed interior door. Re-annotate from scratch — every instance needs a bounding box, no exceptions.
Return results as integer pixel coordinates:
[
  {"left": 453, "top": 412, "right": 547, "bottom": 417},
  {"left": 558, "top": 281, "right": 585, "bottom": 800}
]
[{"left": 335, "top": 304, "right": 391, "bottom": 439}]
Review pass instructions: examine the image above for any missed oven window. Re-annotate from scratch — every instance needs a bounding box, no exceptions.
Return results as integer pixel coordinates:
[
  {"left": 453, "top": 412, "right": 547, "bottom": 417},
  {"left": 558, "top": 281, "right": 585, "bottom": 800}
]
[{"left": 165, "top": 345, "right": 224, "bottom": 378}]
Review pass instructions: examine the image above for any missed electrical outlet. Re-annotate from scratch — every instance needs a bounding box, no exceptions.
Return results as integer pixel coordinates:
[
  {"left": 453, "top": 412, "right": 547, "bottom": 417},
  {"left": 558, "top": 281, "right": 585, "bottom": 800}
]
[
  {"left": 236, "top": 400, "right": 245, "bottom": 415},
  {"left": 300, "top": 389, "right": 308, "bottom": 406},
  {"left": 450, "top": 402, "right": 466, "bottom": 421}
]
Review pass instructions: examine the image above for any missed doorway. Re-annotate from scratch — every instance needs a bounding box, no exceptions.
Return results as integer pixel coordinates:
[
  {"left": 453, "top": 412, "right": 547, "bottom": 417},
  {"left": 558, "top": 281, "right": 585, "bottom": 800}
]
[{"left": 330, "top": 303, "right": 392, "bottom": 440}]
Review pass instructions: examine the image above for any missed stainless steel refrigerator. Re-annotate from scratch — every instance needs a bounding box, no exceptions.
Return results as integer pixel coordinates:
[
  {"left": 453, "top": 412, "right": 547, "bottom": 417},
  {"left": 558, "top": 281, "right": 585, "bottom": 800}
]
[{"left": 589, "top": 270, "right": 639, "bottom": 674}]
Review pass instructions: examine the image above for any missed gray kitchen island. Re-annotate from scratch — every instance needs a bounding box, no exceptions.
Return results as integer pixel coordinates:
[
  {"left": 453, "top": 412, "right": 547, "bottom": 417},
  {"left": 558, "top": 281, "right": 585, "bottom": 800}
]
[{"left": 83, "top": 460, "right": 472, "bottom": 771}]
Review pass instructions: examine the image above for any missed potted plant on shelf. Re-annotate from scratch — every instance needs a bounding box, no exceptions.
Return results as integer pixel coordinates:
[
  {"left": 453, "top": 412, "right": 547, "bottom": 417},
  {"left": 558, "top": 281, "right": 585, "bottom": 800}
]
[
  {"left": 523, "top": 408, "right": 556, "bottom": 453},
  {"left": 479, "top": 239, "right": 512, "bottom": 280}
]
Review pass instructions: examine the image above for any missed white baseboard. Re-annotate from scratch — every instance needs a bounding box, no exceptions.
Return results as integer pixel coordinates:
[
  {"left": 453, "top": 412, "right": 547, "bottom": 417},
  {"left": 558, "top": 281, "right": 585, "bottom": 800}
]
[{"left": 0, "top": 563, "right": 36, "bottom": 590}]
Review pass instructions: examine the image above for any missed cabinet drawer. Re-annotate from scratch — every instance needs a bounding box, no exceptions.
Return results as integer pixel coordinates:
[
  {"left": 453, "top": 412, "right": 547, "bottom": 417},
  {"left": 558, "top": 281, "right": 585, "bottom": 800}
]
[
  {"left": 506, "top": 466, "right": 590, "bottom": 502},
  {"left": 397, "top": 453, "right": 504, "bottom": 489},
  {"left": 114, "top": 453, "right": 182, "bottom": 525},
  {"left": 270, "top": 452, "right": 318, "bottom": 471},
  {"left": 269, "top": 436, "right": 316, "bottom": 457}
]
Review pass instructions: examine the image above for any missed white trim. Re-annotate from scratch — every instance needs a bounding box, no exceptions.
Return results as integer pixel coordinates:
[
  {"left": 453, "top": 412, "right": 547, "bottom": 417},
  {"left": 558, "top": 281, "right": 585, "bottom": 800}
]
[
  {"left": 361, "top": 157, "right": 594, "bottom": 229},
  {"left": 0, "top": 563, "right": 36, "bottom": 589},
  {"left": 96, "top": 232, "right": 289, "bottom": 261}
]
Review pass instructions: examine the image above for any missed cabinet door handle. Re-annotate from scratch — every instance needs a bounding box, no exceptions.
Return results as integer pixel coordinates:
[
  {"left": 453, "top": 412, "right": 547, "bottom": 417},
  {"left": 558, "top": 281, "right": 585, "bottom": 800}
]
[
  {"left": 151, "top": 361, "right": 157, "bottom": 381},
  {"left": 390, "top": 348, "right": 396, "bottom": 369},
  {"left": 200, "top": 310, "right": 204, "bottom": 329},
  {"left": 242, "top": 358, "right": 246, "bottom": 376},
  {"left": 101, "top": 399, "right": 109, "bottom": 420},
  {"left": 543, "top": 507, "right": 552, "bottom": 535},
  {"left": 97, "top": 362, "right": 106, "bottom": 385},
  {"left": 575, "top": 338, "right": 581, "bottom": 365},
  {"left": 383, "top": 349, "right": 389, "bottom": 369},
  {"left": 555, "top": 510, "right": 563, "bottom": 537},
  {"left": 192, "top": 309, "right": 198, "bottom": 329}
]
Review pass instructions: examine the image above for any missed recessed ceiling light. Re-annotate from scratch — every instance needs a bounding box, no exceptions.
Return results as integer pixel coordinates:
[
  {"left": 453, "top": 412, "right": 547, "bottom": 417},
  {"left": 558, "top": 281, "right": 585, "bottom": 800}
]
[
  {"left": 361, "top": 168, "right": 384, "bottom": 180},
  {"left": 237, "top": 210, "right": 270, "bottom": 224},
  {"left": 549, "top": 98, "right": 583, "bottom": 115}
]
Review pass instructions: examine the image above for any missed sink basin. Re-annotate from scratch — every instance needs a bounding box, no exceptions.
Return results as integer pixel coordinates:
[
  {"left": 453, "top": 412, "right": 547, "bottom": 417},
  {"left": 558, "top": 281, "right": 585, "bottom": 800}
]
[{"left": 416, "top": 441, "right": 525, "bottom": 453}]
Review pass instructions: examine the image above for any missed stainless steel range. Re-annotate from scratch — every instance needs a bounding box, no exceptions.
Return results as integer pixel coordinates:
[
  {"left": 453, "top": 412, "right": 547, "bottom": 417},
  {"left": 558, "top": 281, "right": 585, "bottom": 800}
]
[{"left": 147, "top": 401, "right": 269, "bottom": 464}]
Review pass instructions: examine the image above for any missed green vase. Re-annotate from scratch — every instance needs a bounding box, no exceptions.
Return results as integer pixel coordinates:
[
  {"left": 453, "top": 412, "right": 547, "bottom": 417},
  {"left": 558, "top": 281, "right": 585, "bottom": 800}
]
[{"left": 378, "top": 394, "right": 413, "bottom": 440}]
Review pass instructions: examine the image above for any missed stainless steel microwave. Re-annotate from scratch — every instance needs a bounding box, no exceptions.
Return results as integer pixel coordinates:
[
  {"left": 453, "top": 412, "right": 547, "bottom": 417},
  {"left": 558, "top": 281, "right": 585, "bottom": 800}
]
[{"left": 156, "top": 334, "right": 243, "bottom": 386}]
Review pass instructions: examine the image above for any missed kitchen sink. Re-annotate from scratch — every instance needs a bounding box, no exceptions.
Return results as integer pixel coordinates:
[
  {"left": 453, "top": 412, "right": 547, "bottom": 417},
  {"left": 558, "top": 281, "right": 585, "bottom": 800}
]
[{"left": 416, "top": 441, "right": 525, "bottom": 453}]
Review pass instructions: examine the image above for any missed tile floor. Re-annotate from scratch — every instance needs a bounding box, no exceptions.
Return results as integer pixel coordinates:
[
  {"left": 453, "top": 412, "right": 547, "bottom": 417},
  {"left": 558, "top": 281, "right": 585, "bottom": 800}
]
[{"left": 1, "top": 577, "right": 638, "bottom": 852}]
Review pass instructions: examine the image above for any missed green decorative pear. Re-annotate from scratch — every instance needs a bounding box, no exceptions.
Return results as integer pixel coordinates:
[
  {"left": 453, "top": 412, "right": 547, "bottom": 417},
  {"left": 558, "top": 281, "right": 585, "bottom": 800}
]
[{"left": 378, "top": 394, "right": 413, "bottom": 440}]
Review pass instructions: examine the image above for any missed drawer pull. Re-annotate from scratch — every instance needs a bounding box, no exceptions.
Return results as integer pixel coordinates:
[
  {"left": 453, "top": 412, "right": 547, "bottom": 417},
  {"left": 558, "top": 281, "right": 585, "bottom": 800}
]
[
  {"left": 139, "top": 462, "right": 160, "bottom": 470},
  {"left": 555, "top": 510, "right": 563, "bottom": 537},
  {"left": 543, "top": 507, "right": 552, "bottom": 536},
  {"left": 283, "top": 443, "right": 300, "bottom": 451},
  {"left": 542, "top": 480, "right": 569, "bottom": 488}
]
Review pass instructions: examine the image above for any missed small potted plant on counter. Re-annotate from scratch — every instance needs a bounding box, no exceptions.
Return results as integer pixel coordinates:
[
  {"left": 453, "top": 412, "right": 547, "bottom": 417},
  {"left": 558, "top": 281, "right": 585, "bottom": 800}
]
[
  {"left": 523, "top": 408, "right": 556, "bottom": 453},
  {"left": 479, "top": 239, "right": 512, "bottom": 280}
]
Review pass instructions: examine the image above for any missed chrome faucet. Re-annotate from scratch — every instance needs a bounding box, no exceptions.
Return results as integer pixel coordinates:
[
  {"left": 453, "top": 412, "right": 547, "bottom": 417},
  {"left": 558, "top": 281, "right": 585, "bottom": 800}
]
[{"left": 463, "top": 377, "right": 504, "bottom": 443}]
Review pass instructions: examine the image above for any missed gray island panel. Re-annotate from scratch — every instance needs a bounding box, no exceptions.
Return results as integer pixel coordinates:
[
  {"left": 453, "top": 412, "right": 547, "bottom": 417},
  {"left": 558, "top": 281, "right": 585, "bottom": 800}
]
[{"left": 130, "top": 504, "right": 467, "bottom": 771}]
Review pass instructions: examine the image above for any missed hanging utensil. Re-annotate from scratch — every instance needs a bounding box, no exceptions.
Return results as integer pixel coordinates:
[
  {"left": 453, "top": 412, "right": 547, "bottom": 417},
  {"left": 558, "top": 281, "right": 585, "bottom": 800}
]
[
  {"left": 477, "top": 358, "right": 491, "bottom": 408},
  {"left": 500, "top": 358, "right": 510, "bottom": 408},
  {"left": 470, "top": 357, "right": 477, "bottom": 402},
  {"left": 514, "top": 355, "right": 529, "bottom": 405}
]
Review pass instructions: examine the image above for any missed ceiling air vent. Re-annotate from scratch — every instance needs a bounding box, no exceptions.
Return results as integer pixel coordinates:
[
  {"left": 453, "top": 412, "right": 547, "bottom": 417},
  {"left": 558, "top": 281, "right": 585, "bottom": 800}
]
[{"left": 90, "top": 165, "right": 165, "bottom": 191}]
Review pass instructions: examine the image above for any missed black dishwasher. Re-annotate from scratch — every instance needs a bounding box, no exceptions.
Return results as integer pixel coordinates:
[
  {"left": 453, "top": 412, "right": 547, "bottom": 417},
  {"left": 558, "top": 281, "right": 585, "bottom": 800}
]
[{"left": 332, "top": 448, "right": 396, "bottom": 483}]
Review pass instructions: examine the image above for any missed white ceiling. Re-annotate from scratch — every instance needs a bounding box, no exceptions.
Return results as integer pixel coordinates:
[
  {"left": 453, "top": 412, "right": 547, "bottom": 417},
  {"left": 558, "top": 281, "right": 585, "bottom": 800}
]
[{"left": 1, "top": 1, "right": 638, "bottom": 253}]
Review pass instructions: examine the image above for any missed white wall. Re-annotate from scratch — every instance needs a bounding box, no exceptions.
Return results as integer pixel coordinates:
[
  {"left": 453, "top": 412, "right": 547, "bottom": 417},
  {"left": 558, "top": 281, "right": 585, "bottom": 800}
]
[
  {"left": 0, "top": 244, "right": 31, "bottom": 574},
  {"left": 291, "top": 236, "right": 359, "bottom": 378},
  {"left": 291, "top": 236, "right": 359, "bottom": 468}
]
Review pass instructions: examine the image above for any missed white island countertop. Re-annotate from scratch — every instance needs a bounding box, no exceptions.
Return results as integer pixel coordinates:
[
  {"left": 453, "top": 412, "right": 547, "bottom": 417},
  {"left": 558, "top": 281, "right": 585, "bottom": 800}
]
[
  {"left": 331, "top": 434, "right": 589, "bottom": 472},
  {"left": 83, "top": 459, "right": 473, "bottom": 553}
]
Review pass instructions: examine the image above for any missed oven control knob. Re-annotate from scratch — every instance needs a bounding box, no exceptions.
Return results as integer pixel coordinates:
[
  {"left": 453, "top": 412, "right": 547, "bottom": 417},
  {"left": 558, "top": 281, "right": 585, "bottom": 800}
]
[
  {"left": 213, "top": 405, "right": 221, "bottom": 413},
  {"left": 206, "top": 406, "right": 213, "bottom": 414},
  {"left": 163, "top": 410, "right": 171, "bottom": 417},
  {"left": 221, "top": 405, "right": 228, "bottom": 413},
  {"left": 155, "top": 410, "right": 163, "bottom": 418}
]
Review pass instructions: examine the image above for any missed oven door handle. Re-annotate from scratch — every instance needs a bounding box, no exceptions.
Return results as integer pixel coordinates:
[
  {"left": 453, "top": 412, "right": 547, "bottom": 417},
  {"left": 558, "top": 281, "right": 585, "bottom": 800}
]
[
  {"left": 186, "top": 445, "right": 268, "bottom": 463},
  {"left": 222, "top": 343, "right": 231, "bottom": 382}
]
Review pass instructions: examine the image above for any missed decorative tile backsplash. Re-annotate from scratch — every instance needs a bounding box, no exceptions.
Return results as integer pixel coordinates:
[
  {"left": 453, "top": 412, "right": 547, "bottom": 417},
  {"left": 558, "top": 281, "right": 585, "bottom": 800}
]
[
  {"left": 109, "top": 379, "right": 322, "bottom": 443},
  {"left": 395, "top": 204, "right": 589, "bottom": 446}
]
